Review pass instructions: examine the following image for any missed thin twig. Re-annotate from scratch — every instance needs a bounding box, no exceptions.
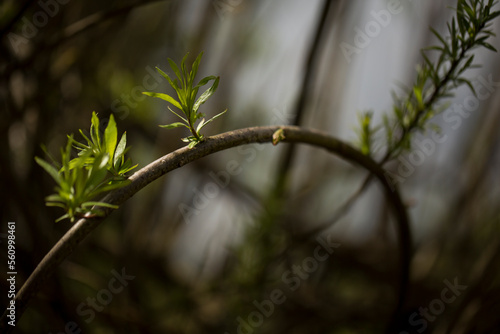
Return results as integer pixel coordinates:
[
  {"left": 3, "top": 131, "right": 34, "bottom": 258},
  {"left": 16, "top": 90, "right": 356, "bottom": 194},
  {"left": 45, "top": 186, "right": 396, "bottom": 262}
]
[{"left": 3, "top": 0, "right": 169, "bottom": 78}]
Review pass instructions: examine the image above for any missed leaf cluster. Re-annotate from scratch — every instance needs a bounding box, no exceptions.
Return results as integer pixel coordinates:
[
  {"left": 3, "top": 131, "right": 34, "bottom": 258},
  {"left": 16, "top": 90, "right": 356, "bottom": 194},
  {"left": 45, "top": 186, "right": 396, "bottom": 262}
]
[
  {"left": 143, "top": 52, "right": 227, "bottom": 148},
  {"left": 357, "top": 0, "right": 499, "bottom": 161},
  {"left": 73, "top": 112, "right": 136, "bottom": 177},
  {"left": 35, "top": 112, "right": 137, "bottom": 222}
]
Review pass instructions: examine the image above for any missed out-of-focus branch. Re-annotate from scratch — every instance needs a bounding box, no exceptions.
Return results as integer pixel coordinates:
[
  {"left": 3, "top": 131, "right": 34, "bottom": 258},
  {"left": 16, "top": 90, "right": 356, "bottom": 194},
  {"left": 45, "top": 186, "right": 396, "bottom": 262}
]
[
  {"left": 274, "top": 0, "right": 336, "bottom": 196},
  {"left": 3, "top": 0, "right": 169, "bottom": 76},
  {"left": 46, "top": 0, "right": 168, "bottom": 47}
]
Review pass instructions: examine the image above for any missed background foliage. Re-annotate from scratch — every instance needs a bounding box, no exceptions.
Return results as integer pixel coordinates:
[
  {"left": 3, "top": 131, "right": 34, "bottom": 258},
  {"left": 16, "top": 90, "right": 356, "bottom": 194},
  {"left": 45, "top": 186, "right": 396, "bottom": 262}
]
[{"left": 1, "top": 0, "right": 500, "bottom": 333}]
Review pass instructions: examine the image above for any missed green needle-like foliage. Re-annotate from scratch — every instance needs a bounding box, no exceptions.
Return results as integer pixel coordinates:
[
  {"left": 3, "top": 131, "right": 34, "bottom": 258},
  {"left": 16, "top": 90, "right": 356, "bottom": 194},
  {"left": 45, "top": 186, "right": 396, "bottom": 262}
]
[
  {"left": 35, "top": 112, "right": 137, "bottom": 222},
  {"left": 143, "top": 52, "right": 227, "bottom": 148},
  {"left": 356, "top": 0, "right": 500, "bottom": 161}
]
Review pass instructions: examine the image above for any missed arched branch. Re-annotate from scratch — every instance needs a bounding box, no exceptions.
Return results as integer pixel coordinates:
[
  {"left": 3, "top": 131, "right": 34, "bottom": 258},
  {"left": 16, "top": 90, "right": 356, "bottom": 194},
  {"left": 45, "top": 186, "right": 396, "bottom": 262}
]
[{"left": 0, "top": 126, "right": 411, "bottom": 332}]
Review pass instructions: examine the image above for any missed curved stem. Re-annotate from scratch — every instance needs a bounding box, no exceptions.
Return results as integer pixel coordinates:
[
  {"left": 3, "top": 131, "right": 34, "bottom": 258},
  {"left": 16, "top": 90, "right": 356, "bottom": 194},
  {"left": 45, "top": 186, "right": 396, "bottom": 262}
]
[{"left": 0, "top": 126, "right": 411, "bottom": 332}]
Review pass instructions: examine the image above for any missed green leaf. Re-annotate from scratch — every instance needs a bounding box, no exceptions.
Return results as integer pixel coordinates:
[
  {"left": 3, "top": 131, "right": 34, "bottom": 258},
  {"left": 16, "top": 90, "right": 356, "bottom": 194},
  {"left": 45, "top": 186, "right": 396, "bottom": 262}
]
[
  {"left": 45, "top": 193, "right": 64, "bottom": 203},
  {"left": 190, "top": 52, "right": 203, "bottom": 85},
  {"left": 142, "top": 91, "right": 183, "bottom": 110},
  {"left": 357, "top": 112, "right": 373, "bottom": 155},
  {"left": 91, "top": 179, "right": 130, "bottom": 194},
  {"left": 90, "top": 112, "right": 101, "bottom": 150},
  {"left": 196, "top": 109, "right": 227, "bottom": 133},
  {"left": 168, "top": 57, "right": 183, "bottom": 83},
  {"left": 193, "top": 76, "right": 220, "bottom": 114},
  {"left": 77, "top": 129, "right": 94, "bottom": 150},
  {"left": 81, "top": 201, "right": 119, "bottom": 210},
  {"left": 195, "top": 118, "right": 206, "bottom": 133},
  {"left": 69, "top": 156, "right": 94, "bottom": 170},
  {"left": 430, "top": 27, "right": 451, "bottom": 55},
  {"left": 114, "top": 132, "right": 127, "bottom": 169},
  {"left": 456, "top": 77, "right": 476, "bottom": 95},
  {"left": 413, "top": 86, "right": 424, "bottom": 108},
  {"left": 71, "top": 134, "right": 89, "bottom": 150},
  {"left": 35, "top": 157, "right": 62, "bottom": 186},
  {"left": 464, "top": 5, "right": 475, "bottom": 19},
  {"left": 182, "top": 136, "right": 198, "bottom": 143},
  {"left": 167, "top": 106, "right": 189, "bottom": 123},
  {"left": 489, "top": 10, "right": 500, "bottom": 20},
  {"left": 55, "top": 213, "right": 71, "bottom": 223},
  {"left": 84, "top": 154, "right": 109, "bottom": 195},
  {"left": 479, "top": 41, "right": 497, "bottom": 51},
  {"left": 159, "top": 122, "right": 190, "bottom": 129},
  {"left": 104, "top": 114, "right": 117, "bottom": 163},
  {"left": 118, "top": 159, "right": 137, "bottom": 174},
  {"left": 458, "top": 55, "right": 475, "bottom": 75},
  {"left": 193, "top": 75, "right": 217, "bottom": 90},
  {"left": 180, "top": 53, "right": 189, "bottom": 87},
  {"left": 155, "top": 67, "right": 179, "bottom": 91}
]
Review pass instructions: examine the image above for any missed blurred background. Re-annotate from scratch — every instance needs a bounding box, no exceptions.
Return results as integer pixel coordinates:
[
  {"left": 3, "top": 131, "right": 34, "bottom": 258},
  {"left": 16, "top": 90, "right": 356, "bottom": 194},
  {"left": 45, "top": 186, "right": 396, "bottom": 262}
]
[{"left": 1, "top": 0, "right": 500, "bottom": 333}]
